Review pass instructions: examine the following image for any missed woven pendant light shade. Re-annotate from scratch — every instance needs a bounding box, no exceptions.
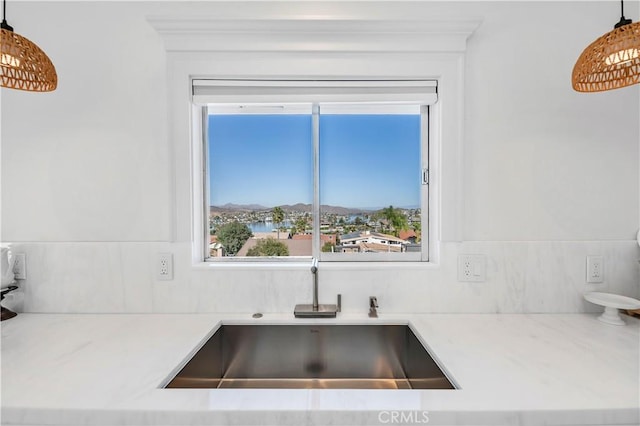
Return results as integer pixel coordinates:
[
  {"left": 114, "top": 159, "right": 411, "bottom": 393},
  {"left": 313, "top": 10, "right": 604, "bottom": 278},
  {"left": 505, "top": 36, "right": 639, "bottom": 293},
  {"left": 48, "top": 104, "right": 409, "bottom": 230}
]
[
  {"left": 572, "top": 17, "right": 640, "bottom": 92},
  {"left": 1, "top": 27, "right": 57, "bottom": 92}
]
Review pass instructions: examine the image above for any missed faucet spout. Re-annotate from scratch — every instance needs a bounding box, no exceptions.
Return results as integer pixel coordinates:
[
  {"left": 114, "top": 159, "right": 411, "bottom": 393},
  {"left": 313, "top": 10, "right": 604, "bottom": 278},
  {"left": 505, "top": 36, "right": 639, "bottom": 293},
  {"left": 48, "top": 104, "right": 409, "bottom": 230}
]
[{"left": 293, "top": 258, "right": 338, "bottom": 318}]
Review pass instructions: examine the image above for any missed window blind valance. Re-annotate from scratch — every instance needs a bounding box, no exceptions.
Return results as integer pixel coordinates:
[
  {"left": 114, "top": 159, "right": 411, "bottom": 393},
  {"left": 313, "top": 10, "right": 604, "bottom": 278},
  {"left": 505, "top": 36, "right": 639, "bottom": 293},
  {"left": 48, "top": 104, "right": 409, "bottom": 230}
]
[{"left": 192, "top": 79, "right": 438, "bottom": 105}]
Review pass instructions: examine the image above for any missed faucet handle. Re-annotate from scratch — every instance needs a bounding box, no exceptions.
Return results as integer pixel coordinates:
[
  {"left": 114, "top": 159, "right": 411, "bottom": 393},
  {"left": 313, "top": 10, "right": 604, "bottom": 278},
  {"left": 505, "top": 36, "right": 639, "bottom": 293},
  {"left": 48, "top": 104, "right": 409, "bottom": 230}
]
[{"left": 369, "top": 296, "right": 378, "bottom": 318}]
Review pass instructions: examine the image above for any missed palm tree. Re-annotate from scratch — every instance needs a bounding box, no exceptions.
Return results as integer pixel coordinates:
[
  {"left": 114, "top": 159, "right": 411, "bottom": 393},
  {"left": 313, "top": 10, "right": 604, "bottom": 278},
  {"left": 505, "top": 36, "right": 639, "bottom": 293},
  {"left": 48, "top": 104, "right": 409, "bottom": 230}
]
[
  {"left": 295, "top": 216, "right": 308, "bottom": 234},
  {"left": 377, "top": 205, "right": 408, "bottom": 237},
  {"left": 272, "top": 206, "right": 285, "bottom": 239}
]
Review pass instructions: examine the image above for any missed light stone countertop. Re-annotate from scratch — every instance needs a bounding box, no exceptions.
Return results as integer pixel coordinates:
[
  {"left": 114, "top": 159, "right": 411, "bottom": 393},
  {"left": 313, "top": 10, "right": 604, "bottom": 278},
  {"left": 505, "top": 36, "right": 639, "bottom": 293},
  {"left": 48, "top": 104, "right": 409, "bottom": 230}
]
[{"left": 1, "top": 313, "right": 638, "bottom": 426}]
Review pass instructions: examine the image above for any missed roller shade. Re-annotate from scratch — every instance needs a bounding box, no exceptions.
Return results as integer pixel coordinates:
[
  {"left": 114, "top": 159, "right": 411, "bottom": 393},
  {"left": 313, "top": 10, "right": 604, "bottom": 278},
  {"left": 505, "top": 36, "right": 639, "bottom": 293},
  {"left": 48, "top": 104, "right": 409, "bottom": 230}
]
[{"left": 192, "top": 79, "right": 438, "bottom": 105}]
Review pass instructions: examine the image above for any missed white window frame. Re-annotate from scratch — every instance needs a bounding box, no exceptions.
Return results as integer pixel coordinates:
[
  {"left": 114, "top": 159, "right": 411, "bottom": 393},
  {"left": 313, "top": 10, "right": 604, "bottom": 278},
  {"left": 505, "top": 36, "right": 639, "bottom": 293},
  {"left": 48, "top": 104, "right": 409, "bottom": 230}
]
[{"left": 198, "top": 80, "right": 435, "bottom": 263}]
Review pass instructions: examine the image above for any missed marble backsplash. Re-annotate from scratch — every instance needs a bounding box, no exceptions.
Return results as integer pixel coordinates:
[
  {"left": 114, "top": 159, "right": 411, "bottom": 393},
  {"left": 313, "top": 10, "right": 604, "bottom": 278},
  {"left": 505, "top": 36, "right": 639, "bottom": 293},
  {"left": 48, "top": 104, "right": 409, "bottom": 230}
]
[{"left": 3, "top": 241, "right": 639, "bottom": 314}]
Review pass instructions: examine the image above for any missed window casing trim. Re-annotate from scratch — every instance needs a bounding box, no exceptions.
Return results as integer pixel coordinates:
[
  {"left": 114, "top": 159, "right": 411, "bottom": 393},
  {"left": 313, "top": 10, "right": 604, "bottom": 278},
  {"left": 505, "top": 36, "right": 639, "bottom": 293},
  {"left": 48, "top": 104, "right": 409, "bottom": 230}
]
[{"left": 153, "top": 10, "right": 479, "bottom": 271}]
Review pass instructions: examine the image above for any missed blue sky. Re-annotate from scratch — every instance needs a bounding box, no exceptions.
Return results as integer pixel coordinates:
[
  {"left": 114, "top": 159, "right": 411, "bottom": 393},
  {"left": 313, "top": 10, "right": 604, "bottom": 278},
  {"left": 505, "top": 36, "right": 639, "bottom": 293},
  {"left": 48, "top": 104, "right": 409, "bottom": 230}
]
[{"left": 208, "top": 113, "right": 420, "bottom": 210}]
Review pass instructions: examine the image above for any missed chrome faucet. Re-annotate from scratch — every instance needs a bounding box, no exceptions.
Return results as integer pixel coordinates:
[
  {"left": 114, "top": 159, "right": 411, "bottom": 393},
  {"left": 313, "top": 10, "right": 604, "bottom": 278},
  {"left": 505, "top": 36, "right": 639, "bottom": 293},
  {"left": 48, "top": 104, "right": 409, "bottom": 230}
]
[
  {"left": 294, "top": 258, "right": 340, "bottom": 318},
  {"left": 369, "top": 296, "right": 378, "bottom": 318}
]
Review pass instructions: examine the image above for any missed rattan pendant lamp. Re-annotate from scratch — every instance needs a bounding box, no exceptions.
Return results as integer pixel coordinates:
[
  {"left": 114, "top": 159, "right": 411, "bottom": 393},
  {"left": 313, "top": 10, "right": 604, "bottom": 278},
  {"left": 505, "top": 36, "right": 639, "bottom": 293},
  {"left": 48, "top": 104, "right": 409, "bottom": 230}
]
[
  {"left": 0, "top": 0, "right": 56, "bottom": 92},
  {"left": 572, "top": 0, "right": 640, "bottom": 92}
]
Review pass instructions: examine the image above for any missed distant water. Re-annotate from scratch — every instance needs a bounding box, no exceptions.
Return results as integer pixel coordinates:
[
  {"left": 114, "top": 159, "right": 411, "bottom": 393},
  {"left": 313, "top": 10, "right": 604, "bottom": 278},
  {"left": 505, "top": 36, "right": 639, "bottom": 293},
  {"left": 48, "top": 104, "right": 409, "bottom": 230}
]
[{"left": 248, "top": 221, "right": 292, "bottom": 233}]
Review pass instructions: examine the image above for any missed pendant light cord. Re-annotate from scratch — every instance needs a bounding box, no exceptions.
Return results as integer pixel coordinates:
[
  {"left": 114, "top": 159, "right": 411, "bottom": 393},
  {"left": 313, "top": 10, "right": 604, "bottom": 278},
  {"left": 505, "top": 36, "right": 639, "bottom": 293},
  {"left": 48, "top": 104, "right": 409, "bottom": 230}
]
[
  {"left": 615, "top": 0, "right": 632, "bottom": 28},
  {"left": 1, "top": 0, "right": 12, "bottom": 31}
]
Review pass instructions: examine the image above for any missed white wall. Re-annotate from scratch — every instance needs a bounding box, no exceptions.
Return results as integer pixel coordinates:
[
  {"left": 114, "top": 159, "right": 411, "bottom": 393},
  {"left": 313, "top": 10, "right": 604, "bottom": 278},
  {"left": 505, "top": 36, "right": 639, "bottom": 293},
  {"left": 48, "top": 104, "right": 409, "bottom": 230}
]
[
  {"left": 464, "top": 1, "right": 639, "bottom": 241},
  {"left": 2, "top": 1, "right": 639, "bottom": 314},
  {"left": 1, "top": 2, "right": 171, "bottom": 242}
]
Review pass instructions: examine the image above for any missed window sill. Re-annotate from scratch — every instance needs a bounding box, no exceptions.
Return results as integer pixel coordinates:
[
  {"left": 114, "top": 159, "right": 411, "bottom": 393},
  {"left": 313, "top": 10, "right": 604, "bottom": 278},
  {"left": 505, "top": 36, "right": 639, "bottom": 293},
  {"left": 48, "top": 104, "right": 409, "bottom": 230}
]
[{"left": 193, "top": 260, "right": 441, "bottom": 271}]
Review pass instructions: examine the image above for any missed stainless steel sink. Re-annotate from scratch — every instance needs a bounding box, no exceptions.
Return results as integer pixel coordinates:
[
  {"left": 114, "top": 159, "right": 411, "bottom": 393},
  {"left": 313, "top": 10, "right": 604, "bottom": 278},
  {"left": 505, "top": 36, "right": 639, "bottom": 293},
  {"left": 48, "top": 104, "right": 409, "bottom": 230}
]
[{"left": 164, "top": 325, "right": 455, "bottom": 389}]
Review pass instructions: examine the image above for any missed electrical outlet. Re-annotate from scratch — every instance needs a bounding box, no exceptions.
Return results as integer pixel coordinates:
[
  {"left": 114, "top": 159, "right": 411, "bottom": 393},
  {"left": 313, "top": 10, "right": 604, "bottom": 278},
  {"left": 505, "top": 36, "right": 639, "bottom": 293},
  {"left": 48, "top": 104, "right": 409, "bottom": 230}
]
[
  {"left": 458, "top": 254, "right": 486, "bottom": 282},
  {"left": 157, "top": 253, "right": 173, "bottom": 281},
  {"left": 586, "top": 255, "right": 604, "bottom": 283},
  {"left": 12, "top": 253, "right": 26, "bottom": 280}
]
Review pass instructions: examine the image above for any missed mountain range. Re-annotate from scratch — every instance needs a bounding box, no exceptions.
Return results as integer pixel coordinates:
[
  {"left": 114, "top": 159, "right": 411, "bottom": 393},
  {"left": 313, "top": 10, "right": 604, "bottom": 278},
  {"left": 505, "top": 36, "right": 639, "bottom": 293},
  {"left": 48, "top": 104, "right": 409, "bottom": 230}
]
[{"left": 210, "top": 203, "right": 374, "bottom": 215}]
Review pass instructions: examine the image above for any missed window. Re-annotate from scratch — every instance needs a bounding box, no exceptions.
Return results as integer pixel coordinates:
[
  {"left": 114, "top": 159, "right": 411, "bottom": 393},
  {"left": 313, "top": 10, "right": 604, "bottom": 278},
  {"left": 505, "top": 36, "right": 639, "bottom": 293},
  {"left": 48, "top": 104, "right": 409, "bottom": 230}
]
[
  {"left": 318, "top": 104, "right": 426, "bottom": 261},
  {"left": 206, "top": 105, "right": 314, "bottom": 258},
  {"left": 196, "top": 80, "right": 435, "bottom": 262}
]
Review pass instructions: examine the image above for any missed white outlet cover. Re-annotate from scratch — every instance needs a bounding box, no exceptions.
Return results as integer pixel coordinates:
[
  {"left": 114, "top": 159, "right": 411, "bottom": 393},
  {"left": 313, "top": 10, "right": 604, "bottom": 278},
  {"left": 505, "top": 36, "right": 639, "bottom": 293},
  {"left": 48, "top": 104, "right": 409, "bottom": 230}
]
[
  {"left": 157, "top": 253, "right": 174, "bottom": 281},
  {"left": 586, "top": 255, "right": 604, "bottom": 283},
  {"left": 12, "top": 253, "right": 26, "bottom": 280},
  {"left": 458, "top": 254, "right": 486, "bottom": 282}
]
